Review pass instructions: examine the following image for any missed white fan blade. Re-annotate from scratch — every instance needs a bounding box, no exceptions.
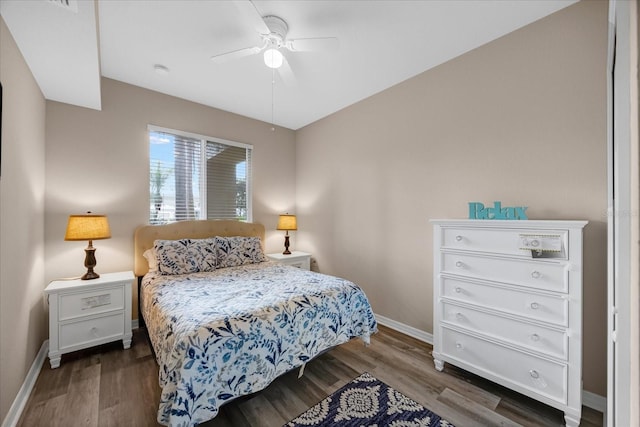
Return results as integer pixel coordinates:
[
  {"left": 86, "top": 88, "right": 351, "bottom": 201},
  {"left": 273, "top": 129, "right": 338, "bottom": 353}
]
[
  {"left": 211, "top": 46, "right": 261, "bottom": 64},
  {"left": 278, "top": 56, "right": 297, "bottom": 87},
  {"left": 286, "top": 37, "right": 339, "bottom": 52},
  {"left": 233, "top": 0, "right": 270, "bottom": 35}
]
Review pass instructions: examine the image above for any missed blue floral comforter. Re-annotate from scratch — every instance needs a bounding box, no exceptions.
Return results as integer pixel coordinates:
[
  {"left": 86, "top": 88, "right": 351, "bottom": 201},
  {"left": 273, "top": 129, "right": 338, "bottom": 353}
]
[{"left": 141, "top": 261, "right": 377, "bottom": 426}]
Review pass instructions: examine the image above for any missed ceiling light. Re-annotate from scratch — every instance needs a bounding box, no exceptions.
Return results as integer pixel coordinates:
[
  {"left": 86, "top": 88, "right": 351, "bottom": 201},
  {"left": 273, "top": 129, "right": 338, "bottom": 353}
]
[
  {"left": 264, "top": 49, "right": 283, "bottom": 69},
  {"left": 154, "top": 64, "right": 170, "bottom": 75}
]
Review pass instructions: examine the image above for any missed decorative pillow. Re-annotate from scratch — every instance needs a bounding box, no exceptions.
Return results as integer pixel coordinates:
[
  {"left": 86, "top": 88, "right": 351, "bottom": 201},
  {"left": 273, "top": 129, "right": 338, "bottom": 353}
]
[
  {"left": 154, "top": 238, "right": 217, "bottom": 275},
  {"left": 187, "top": 238, "right": 217, "bottom": 272},
  {"left": 154, "top": 239, "right": 198, "bottom": 275},
  {"left": 215, "top": 236, "right": 266, "bottom": 268},
  {"left": 142, "top": 248, "right": 159, "bottom": 273}
]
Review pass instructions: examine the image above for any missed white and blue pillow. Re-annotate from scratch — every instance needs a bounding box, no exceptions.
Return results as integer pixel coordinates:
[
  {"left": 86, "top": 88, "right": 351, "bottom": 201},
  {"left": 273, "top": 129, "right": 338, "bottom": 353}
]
[
  {"left": 215, "top": 236, "right": 266, "bottom": 268},
  {"left": 151, "top": 236, "right": 265, "bottom": 275}
]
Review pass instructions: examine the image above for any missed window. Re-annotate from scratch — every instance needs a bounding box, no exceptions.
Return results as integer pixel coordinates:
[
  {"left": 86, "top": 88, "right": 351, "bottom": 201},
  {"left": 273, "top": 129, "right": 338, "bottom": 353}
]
[{"left": 148, "top": 125, "right": 252, "bottom": 224}]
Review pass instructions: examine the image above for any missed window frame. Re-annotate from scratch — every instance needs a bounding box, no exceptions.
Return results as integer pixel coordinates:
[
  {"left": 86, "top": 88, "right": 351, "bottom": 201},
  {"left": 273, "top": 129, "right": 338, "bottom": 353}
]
[{"left": 147, "top": 124, "right": 253, "bottom": 223}]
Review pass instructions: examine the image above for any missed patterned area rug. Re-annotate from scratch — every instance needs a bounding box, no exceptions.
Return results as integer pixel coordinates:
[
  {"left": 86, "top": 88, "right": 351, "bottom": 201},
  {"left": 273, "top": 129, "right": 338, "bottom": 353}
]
[{"left": 285, "top": 372, "right": 454, "bottom": 426}]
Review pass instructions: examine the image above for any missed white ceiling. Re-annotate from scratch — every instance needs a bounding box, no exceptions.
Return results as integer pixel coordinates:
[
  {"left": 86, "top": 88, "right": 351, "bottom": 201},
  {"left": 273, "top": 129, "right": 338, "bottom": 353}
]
[{"left": 1, "top": 0, "right": 578, "bottom": 130}]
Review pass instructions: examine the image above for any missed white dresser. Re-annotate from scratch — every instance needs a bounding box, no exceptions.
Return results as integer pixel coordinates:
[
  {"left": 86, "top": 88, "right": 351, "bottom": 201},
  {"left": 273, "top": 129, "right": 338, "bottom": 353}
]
[
  {"left": 431, "top": 220, "right": 587, "bottom": 427},
  {"left": 45, "top": 271, "right": 133, "bottom": 368}
]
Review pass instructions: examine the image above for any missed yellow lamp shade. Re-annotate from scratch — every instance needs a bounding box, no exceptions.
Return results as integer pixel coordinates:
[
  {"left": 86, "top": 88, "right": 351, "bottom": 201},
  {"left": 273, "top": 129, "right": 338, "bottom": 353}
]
[
  {"left": 64, "top": 214, "right": 111, "bottom": 241},
  {"left": 277, "top": 214, "right": 297, "bottom": 231}
]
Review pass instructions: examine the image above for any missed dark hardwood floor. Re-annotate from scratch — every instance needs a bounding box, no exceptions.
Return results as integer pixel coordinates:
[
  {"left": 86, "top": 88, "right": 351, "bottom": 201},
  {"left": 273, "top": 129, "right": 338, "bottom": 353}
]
[{"left": 18, "top": 325, "right": 604, "bottom": 426}]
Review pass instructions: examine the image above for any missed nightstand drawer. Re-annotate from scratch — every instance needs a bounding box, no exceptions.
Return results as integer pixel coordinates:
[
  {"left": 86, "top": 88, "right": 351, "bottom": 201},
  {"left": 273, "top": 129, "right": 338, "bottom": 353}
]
[
  {"left": 59, "top": 313, "right": 125, "bottom": 350},
  {"left": 59, "top": 286, "right": 125, "bottom": 321},
  {"left": 266, "top": 251, "right": 311, "bottom": 270},
  {"left": 286, "top": 259, "right": 310, "bottom": 269}
]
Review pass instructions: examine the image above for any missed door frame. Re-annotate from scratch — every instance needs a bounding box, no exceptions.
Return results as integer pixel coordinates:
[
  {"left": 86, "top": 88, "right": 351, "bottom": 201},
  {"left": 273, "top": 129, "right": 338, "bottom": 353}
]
[{"left": 607, "top": 1, "right": 639, "bottom": 426}]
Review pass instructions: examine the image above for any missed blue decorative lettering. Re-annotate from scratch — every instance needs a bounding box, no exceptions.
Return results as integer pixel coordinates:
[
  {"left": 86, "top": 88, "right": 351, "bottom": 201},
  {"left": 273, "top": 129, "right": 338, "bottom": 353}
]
[{"left": 468, "top": 202, "right": 528, "bottom": 220}]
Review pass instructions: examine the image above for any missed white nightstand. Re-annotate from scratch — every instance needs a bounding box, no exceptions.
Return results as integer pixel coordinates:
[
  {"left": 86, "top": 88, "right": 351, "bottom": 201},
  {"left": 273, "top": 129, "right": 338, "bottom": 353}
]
[
  {"left": 44, "top": 271, "right": 134, "bottom": 368},
  {"left": 266, "top": 251, "right": 311, "bottom": 270}
]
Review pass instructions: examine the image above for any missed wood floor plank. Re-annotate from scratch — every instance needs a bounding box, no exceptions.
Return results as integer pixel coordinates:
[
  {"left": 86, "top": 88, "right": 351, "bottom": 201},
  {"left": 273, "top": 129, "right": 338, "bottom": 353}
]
[
  {"left": 428, "top": 364, "right": 503, "bottom": 411},
  {"left": 17, "top": 394, "right": 66, "bottom": 427},
  {"left": 26, "top": 362, "right": 74, "bottom": 404},
  {"left": 278, "top": 370, "right": 331, "bottom": 407},
  {"left": 237, "top": 393, "right": 287, "bottom": 426},
  {"left": 17, "top": 325, "right": 603, "bottom": 427},
  {"left": 438, "top": 387, "right": 522, "bottom": 427},
  {"left": 259, "top": 381, "right": 309, "bottom": 421},
  {"left": 61, "top": 363, "right": 101, "bottom": 427}
]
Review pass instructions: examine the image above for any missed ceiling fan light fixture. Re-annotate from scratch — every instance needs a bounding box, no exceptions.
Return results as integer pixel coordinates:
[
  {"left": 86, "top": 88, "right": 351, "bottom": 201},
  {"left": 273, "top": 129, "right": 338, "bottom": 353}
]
[{"left": 264, "top": 48, "right": 283, "bottom": 69}]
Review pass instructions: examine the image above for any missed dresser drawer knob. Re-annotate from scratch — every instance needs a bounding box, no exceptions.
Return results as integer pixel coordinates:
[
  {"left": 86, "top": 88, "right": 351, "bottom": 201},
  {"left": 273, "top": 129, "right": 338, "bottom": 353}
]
[
  {"left": 530, "top": 333, "right": 540, "bottom": 342},
  {"left": 455, "top": 261, "right": 464, "bottom": 268},
  {"left": 455, "top": 287, "right": 462, "bottom": 293},
  {"left": 455, "top": 342, "right": 463, "bottom": 350},
  {"left": 530, "top": 302, "right": 540, "bottom": 310},
  {"left": 91, "top": 327, "right": 99, "bottom": 338},
  {"left": 455, "top": 235, "right": 463, "bottom": 242},
  {"left": 529, "top": 369, "right": 540, "bottom": 379},
  {"left": 531, "top": 271, "right": 541, "bottom": 279},
  {"left": 455, "top": 312, "right": 464, "bottom": 321}
]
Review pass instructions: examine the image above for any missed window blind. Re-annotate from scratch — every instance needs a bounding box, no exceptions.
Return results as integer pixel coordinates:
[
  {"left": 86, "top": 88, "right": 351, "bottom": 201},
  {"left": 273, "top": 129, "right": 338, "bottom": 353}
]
[{"left": 149, "top": 126, "right": 252, "bottom": 224}]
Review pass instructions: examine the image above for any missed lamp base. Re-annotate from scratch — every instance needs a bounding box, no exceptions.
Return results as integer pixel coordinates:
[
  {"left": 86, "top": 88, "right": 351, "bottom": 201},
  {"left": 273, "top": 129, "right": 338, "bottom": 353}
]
[
  {"left": 81, "top": 270, "right": 100, "bottom": 280},
  {"left": 283, "top": 234, "right": 291, "bottom": 255},
  {"left": 81, "top": 245, "right": 100, "bottom": 280}
]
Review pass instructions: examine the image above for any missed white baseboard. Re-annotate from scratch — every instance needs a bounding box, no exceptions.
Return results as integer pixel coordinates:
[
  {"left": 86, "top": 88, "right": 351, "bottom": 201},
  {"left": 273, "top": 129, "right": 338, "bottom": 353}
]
[
  {"left": 373, "top": 313, "right": 607, "bottom": 415},
  {"left": 583, "top": 389, "right": 607, "bottom": 420},
  {"left": 1, "top": 340, "right": 49, "bottom": 427},
  {"left": 132, "top": 318, "right": 139, "bottom": 330},
  {"left": 374, "top": 313, "right": 433, "bottom": 344}
]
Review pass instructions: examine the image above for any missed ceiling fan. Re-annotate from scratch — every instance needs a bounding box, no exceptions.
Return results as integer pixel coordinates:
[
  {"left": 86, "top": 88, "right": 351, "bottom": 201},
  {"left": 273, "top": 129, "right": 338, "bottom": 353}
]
[{"left": 211, "top": 1, "right": 338, "bottom": 83}]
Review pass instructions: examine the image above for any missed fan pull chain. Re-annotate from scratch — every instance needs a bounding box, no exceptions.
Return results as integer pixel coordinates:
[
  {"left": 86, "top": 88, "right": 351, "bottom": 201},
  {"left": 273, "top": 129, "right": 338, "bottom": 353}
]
[{"left": 271, "top": 67, "right": 276, "bottom": 132}]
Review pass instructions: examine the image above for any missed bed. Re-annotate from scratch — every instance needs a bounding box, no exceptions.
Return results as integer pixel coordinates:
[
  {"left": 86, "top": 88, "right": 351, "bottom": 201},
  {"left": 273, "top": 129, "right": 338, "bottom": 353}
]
[{"left": 134, "top": 220, "right": 377, "bottom": 426}]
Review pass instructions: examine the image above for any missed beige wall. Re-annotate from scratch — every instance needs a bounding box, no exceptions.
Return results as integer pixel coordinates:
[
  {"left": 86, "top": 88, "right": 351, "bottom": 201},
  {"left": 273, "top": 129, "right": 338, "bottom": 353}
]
[
  {"left": 45, "top": 78, "right": 297, "bottom": 319},
  {"left": 0, "top": 17, "right": 47, "bottom": 421},
  {"left": 295, "top": 0, "right": 608, "bottom": 396}
]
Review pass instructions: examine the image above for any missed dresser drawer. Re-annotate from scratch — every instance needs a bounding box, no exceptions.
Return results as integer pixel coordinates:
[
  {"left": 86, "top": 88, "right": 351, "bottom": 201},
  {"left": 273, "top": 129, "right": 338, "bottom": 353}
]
[
  {"left": 441, "top": 327, "right": 567, "bottom": 405},
  {"left": 59, "top": 285, "right": 125, "bottom": 321},
  {"left": 441, "top": 227, "right": 568, "bottom": 259},
  {"left": 59, "top": 312, "right": 125, "bottom": 350},
  {"left": 442, "top": 303, "right": 567, "bottom": 360},
  {"left": 441, "top": 277, "right": 568, "bottom": 327},
  {"left": 442, "top": 253, "right": 568, "bottom": 293}
]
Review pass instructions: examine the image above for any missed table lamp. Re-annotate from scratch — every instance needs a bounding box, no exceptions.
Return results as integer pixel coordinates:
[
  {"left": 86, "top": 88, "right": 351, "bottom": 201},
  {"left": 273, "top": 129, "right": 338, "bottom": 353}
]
[
  {"left": 276, "top": 214, "right": 297, "bottom": 255},
  {"left": 65, "top": 212, "right": 111, "bottom": 280}
]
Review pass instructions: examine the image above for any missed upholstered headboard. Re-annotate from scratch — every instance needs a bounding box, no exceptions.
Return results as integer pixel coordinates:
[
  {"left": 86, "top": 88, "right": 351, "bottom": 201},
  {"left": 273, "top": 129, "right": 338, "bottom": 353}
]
[{"left": 133, "top": 220, "right": 265, "bottom": 277}]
